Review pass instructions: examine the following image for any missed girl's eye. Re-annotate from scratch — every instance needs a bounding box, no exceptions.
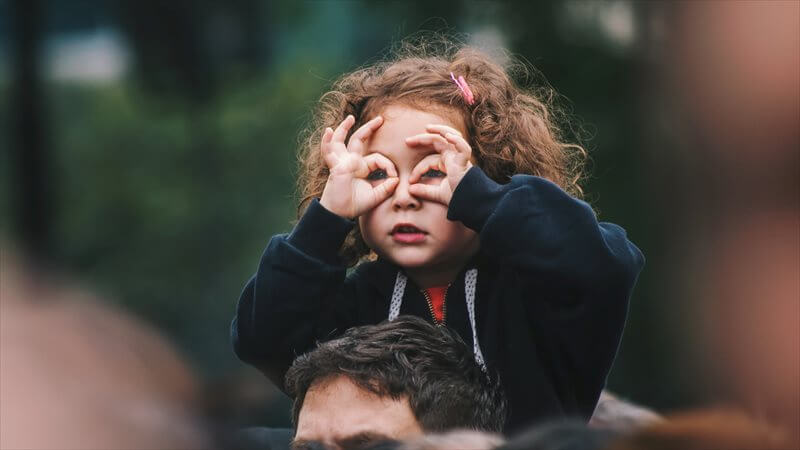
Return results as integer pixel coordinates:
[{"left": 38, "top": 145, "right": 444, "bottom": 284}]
[
  {"left": 422, "top": 168, "right": 446, "bottom": 178},
  {"left": 366, "top": 169, "right": 387, "bottom": 181}
]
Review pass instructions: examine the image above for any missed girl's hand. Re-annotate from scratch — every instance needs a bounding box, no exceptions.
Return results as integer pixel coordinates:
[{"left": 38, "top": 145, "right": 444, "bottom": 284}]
[
  {"left": 405, "top": 124, "right": 473, "bottom": 206},
  {"left": 319, "top": 115, "right": 399, "bottom": 219}
]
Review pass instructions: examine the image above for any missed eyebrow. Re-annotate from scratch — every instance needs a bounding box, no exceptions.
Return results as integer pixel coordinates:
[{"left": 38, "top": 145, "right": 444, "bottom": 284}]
[
  {"left": 290, "top": 438, "right": 326, "bottom": 450},
  {"left": 337, "top": 432, "right": 394, "bottom": 449},
  {"left": 291, "top": 432, "right": 393, "bottom": 450}
]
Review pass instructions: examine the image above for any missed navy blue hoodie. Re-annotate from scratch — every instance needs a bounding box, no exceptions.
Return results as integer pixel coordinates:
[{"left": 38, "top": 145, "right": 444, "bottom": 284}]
[{"left": 232, "top": 166, "right": 644, "bottom": 433}]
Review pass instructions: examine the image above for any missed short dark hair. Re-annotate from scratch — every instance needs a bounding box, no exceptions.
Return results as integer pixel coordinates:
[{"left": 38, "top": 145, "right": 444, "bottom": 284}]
[{"left": 285, "top": 316, "right": 507, "bottom": 433}]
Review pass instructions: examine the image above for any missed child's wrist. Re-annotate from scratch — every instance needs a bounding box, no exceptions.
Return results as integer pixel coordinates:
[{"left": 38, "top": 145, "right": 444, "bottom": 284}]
[
  {"left": 290, "top": 199, "right": 354, "bottom": 261},
  {"left": 319, "top": 191, "right": 351, "bottom": 219}
]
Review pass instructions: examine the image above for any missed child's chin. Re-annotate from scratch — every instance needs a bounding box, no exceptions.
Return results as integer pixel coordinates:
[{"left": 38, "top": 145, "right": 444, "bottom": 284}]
[{"left": 386, "top": 251, "right": 433, "bottom": 268}]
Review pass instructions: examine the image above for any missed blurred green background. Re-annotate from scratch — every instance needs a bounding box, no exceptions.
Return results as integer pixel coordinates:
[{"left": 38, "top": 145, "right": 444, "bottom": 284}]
[{"left": 1, "top": 0, "right": 726, "bottom": 427}]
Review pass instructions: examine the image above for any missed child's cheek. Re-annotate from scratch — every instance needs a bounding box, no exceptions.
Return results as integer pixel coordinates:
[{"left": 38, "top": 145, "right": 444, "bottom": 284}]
[{"left": 358, "top": 214, "right": 379, "bottom": 251}]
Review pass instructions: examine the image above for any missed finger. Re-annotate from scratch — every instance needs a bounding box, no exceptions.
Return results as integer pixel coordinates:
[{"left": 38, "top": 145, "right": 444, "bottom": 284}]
[
  {"left": 442, "top": 131, "right": 472, "bottom": 158},
  {"left": 405, "top": 133, "right": 454, "bottom": 153},
  {"left": 371, "top": 177, "right": 399, "bottom": 203},
  {"left": 320, "top": 128, "right": 337, "bottom": 166},
  {"left": 426, "top": 124, "right": 463, "bottom": 138},
  {"left": 408, "top": 182, "right": 449, "bottom": 205},
  {"left": 361, "top": 153, "right": 398, "bottom": 178},
  {"left": 347, "top": 115, "right": 383, "bottom": 154},
  {"left": 408, "top": 153, "right": 444, "bottom": 184},
  {"left": 331, "top": 115, "right": 355, "bottom": 146},
  {"left": 320, "top": 128, "right": 333, "bottom": 153},
  {"left": 322, "top": 127, "right": 333, "bottom": 145}
]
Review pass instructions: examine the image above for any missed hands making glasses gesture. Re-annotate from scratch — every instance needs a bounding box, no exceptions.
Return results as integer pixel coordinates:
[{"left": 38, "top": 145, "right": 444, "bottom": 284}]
[{"left": 319, "top": 114, "right": 473, "bottom": 219}]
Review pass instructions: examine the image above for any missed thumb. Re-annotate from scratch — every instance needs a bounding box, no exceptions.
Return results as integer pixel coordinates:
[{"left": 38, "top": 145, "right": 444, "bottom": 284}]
[
  {"left": 408, "top": 183, "right": 450, "bottom": 206},
  {"left": 372, "top": 178, "right": 399, "bottom": 203},
  {"left": 356, "top": 177, "right": 399, "bottom": 215}
]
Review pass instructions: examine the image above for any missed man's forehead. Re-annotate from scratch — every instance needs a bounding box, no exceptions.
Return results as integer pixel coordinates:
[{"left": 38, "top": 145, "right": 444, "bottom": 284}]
[
  {"left": 296, "top": 376, "right": 422, "bottom": 445},
  {"left": 305, "top": 375, "right": 373, "bottom": 399},
  {"left": 301, "top": 375, "right": 400, "bottom": 418}
]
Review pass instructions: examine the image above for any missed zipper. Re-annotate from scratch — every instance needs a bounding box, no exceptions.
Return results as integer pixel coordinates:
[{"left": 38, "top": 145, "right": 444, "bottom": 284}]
[{"left": 421, "top": 285, "right": 449, "bottom": 326}]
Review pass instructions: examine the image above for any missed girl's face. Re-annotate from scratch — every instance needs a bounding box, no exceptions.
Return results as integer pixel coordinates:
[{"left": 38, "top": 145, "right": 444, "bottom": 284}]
[{"left": 358, "top": 104, "right": 479, "bottom": 285}]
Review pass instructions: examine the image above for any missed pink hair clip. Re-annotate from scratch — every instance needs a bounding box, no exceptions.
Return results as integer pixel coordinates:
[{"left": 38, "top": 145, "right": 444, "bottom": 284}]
[{"left": 450, "top": 72, "right": 475, "bottom": 105}]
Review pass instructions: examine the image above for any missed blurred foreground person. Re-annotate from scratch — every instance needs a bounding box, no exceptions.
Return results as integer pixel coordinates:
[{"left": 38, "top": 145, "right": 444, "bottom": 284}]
[
  {"left": 589, "top": 391, "right": 662, "bottom": 432},
  {"left": 606, "top": 409, "right": 793, "bottom": 450},
  {"left": 497, "top": 420, "right": 619, "bottom": 450},
  {"left": 496, "top": 409, "right": 791, "bottom": 450},
  {"left": 0, "top": 250, "right": 211, "bottom": 450},
  {"left": 284, "top": 316, "right": 506, "bottom": 450},
  {"left": 662, "top": 1, "right": 799, "bottom": 444}
]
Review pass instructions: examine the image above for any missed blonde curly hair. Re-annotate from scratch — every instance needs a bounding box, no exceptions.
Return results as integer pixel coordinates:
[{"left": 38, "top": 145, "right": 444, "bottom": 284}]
[{"left": 296, "top": 36, "right": 588, "bottom": 266}]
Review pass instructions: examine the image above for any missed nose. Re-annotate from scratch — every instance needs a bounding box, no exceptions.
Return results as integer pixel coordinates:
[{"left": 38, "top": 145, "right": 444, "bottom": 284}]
[{"left": 391, "top": 177, "right": 420, "bottom": 211}]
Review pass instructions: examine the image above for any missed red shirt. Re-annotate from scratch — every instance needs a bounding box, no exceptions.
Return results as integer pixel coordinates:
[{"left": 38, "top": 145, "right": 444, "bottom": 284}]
[{"left": 424, "top": 286, "right": 448, "bottom": 324}]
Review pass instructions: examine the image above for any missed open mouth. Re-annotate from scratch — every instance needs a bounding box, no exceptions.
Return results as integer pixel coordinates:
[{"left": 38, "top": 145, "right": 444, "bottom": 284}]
[
  {"left": 392, "top": 224, "right": 425, "bottom": 234},
  {"left": 391, "top": 223, "right": 427, "bottom": 243}
]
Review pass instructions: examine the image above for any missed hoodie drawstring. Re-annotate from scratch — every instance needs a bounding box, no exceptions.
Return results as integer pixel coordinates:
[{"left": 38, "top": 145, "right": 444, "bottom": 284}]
[{"left": 388, "top": 269, "right": 486, "bottom": 370}]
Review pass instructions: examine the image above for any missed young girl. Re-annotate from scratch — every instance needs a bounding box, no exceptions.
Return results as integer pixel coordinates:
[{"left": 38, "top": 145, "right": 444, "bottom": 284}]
[{"left": 232, "top": 40, "right": 644, "bottom": 433}]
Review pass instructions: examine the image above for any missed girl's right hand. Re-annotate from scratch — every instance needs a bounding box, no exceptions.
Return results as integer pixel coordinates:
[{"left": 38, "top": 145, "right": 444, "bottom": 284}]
[{"left": 319, "top": 115, "right": 399, "bottom": 219}]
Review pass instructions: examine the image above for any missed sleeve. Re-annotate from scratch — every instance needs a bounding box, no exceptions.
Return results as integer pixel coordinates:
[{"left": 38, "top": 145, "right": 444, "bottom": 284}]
[
  {"left": 449, "top": 166, "right": 645, "bottom": 417},
  {"left": 231, "top": 199, "right": 359, "bottom": 391}
]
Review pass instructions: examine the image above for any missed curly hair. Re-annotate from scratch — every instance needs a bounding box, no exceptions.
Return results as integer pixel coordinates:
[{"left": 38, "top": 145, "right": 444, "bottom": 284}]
[
  {"left": 297, "top": 35, "right": 588, "bottom": 266},
  {"left": 285, "top": 315, "right": 507, "bottom": 433}
]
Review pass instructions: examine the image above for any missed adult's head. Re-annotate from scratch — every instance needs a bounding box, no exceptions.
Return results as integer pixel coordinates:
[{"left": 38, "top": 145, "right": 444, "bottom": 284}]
[
  {"left": 589, "top": 391, "right": 662, "bottom": 432},
  {"left": 285, "top": 316, "right": 506, "bottom": 448},
  {"left": 607, "top": 409, "right": 792, "bottom": 450},
  {"left": 0, "top": 250, "right": 209, "bottom": 450}
]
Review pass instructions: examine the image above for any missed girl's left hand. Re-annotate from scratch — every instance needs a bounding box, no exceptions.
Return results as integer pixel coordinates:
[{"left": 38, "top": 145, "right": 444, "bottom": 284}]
[{"left": 405, "top": 124, "right": 473, "bottom": 206}]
